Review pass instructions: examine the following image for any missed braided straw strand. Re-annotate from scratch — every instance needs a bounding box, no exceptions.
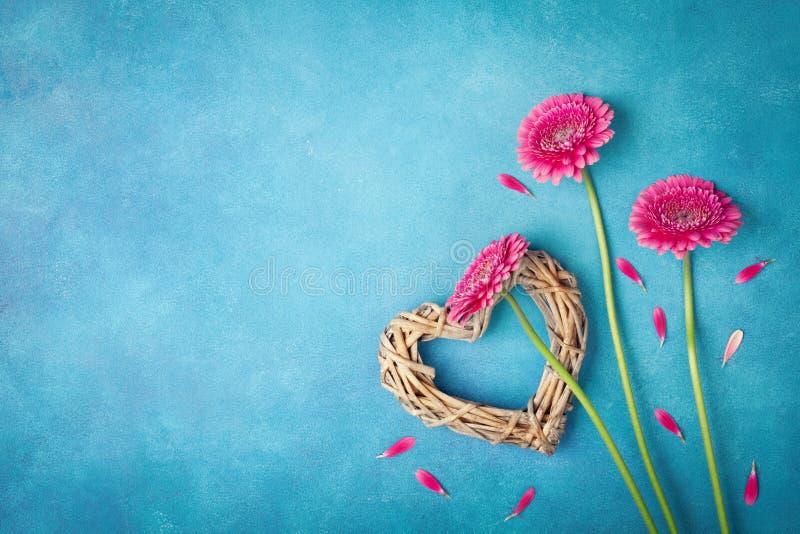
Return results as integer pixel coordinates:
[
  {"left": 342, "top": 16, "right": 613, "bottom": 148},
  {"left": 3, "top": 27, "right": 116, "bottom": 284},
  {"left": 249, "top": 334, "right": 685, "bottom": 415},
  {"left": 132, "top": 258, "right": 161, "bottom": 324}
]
[{"left": 378, "top": 250, "right": 588, "bottom": 456}]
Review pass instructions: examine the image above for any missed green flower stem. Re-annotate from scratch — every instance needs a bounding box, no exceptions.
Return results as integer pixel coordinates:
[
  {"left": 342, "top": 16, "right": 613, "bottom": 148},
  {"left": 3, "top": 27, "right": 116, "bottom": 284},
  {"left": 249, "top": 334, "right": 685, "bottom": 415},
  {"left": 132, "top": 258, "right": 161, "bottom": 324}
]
[
  {"left": 582, "top": 167, "right": 678, "bottom": 534},
  {"left": 501, "top": 289, "right": 657, "bottom": 534},
  {"left": 683, "top": 253, "right": 729, "bottom": 534}
]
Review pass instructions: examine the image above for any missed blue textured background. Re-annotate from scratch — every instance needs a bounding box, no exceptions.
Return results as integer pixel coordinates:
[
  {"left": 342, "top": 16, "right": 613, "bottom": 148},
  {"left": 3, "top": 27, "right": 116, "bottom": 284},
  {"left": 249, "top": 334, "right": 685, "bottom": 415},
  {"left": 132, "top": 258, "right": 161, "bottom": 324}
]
[{"left": 1, "top": 1, "right": 798, "bottom": 532}]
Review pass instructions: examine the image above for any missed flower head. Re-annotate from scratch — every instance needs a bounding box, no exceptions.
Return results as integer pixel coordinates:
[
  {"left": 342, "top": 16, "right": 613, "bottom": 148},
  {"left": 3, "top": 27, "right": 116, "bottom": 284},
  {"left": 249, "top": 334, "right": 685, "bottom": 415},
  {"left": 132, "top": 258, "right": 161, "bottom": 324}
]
[
  {"left": 446, "top": 233, "right": 529, "bottom": 324},
  {"left": 517, "top": 94, "right": 614, "bottom": 185},
  {"left": 629, "top": 175, "right": 742, "bottom": 259}
]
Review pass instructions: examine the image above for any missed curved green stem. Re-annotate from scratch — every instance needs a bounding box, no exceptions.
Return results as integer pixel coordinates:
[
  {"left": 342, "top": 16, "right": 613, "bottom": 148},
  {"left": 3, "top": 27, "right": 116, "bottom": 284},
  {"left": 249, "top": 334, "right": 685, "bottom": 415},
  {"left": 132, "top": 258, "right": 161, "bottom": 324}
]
[
  {"left": 683, "top": 253, "right": 729, "bottom": 534},
  {"left": 502, "top": 290, "right": 657, "bottom": 534},
  {"left": 582, "top": 167, "right": 678, "bottom": 534}
]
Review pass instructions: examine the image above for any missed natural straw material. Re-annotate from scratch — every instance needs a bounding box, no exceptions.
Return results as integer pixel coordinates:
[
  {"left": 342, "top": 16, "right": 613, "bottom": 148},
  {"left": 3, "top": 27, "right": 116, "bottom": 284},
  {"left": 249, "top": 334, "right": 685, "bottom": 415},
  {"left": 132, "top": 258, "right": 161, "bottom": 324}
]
[{"left": 378, "top": 250, "right": 587, "bottom": 455}]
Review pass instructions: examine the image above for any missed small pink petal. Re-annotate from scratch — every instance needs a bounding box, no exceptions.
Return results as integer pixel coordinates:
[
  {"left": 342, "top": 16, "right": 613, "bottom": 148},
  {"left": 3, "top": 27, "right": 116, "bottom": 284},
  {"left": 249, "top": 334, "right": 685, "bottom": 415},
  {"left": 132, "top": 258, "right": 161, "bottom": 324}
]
[
  {"left": 415, "top": 469, "right": 450, "bottom": 498},
  {"left": 497, "top": 174, "right": 535, "bottom": 199},
  {"left": 615, "top": 257, "right": 646, "bottom": 292},
  {"left": 722, "top": 329, "right": 743, "bottom": 368},
  {"left": 653, "top": 307, "right": 666, "bottom": 348},
  {"left": 654, "top": 408, "right": 685, "bottom": 442},
  {"left": 735, "top": 258, "right": 775, "bottom": 284},
  {"left": 376, "top": 436, "right": 415, "bottom": 459},
  {"left": 504, "top": 487, "right": 535, "bottom": 521},
  {"left": 744, "top": 461, "right": 758, "bottom": 505}
]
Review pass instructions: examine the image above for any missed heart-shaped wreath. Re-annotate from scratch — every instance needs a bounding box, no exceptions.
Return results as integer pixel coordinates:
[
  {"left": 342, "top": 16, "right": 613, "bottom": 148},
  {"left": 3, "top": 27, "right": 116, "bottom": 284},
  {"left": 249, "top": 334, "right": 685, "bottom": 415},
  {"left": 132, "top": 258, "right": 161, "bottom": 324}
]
[{"left": 378, "top": 249, "right": 587, "bottom": 456}]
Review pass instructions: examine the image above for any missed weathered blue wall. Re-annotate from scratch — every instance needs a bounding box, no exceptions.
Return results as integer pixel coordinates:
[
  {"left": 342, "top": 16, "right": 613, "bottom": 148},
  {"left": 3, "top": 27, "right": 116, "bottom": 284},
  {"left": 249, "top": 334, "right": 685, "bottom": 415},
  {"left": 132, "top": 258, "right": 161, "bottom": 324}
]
[{"left": 1, "top": 1, "right": 798, "bottom": 531}]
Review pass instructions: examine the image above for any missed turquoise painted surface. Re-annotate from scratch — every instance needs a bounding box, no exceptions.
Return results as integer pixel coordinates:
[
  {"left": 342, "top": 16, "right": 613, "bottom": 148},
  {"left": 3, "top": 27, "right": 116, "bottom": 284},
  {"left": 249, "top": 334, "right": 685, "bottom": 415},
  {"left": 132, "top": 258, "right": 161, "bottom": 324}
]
[{"left": 1, "top": 1, "right": 798, "bottom": 532}]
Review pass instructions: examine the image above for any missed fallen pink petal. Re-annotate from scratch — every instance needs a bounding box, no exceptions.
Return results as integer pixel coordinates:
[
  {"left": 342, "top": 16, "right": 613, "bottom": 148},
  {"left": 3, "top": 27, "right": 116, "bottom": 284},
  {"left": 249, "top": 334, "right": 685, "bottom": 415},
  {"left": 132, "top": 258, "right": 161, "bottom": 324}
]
[
  {"left": 735, "top": 258, "right": 775, "bottom": 284},
  {"left": 415, "top": 469, "right": 450, "bottom": 498},
  {"left": 497, "top": 173, "right": 535, "bottom": 198},
  {"left": 722, "top": 329, "right": 743, "bottom": 367},
  {"left": 504, "top": 487, "right": 535, "bottom": 521},
  {"left": 615, "top": 257, "right": 646, "bottom": 291},
  {"left": 653, "top": 307, "right": 666, "bottom": 348},
  {"left": 654, "top": 408, "right": 685, "bottom": 442},
  {"left": 744, "top": 461, "right": 759, "bottom": 505},
  {"left": 376, "top": 436, "right": 415, "bottom": 459}
]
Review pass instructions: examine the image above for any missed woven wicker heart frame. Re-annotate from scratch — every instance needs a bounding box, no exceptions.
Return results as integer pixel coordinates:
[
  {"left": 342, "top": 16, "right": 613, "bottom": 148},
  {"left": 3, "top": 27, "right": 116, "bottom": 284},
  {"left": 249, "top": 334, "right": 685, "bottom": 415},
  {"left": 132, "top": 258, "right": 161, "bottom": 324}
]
[{"left": 378, "top": 250, "right": 587, "bottom": 455}]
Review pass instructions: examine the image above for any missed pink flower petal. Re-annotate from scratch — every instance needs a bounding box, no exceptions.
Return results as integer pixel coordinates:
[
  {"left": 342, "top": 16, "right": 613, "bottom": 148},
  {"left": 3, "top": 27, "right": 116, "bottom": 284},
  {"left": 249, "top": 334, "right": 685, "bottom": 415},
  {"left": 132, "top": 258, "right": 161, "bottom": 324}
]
[
  {"left": 653, "top": 307, "right": 666, "bottom": 348},
  {"left": 744, "top": 461, "right": 758, "bottom": 505},
  {"left": 415, "top": 469, "right": 450, "bottom": 498},
  {"left": 497, "top": 174, "right": 535, "bottom": 199},
  {"left": 376, "top": 436, "right": 416, "bottom": 459},
  {"left": 735, "top": 258, "right": 775, "bottom": 284},
  {"left": 654, "top": 408, "right": 685, "bottom": 442},
  {"left": 504, "top": 487, "right": 535, "bottom": 521},
  {"left": 615, "top": 257, "right": 646, "bottom": 291},
  {"left": 722, "top": 329, "right": 743, "bottom": 368}
]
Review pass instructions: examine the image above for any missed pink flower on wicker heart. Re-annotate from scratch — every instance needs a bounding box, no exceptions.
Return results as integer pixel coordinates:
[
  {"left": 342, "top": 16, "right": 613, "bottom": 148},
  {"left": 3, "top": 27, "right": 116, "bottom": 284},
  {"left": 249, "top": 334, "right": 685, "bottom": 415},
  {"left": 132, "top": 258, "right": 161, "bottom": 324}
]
[
  {"left": 629, "top": 175, "right": 743, "bottom": 260},
  {"left": 446, "top": 233, "right": 530, "bottom": 325},
  {"left": 516, "top": 93, "right": 614, "bottom": 185}
]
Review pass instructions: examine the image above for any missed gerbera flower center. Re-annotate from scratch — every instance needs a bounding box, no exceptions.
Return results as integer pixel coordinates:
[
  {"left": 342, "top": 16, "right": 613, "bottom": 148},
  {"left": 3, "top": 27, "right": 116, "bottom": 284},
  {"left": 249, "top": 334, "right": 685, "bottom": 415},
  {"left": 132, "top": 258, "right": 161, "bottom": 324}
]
[
  {"left": 552, "top": 125, "right": 576, "bottom": 143},
  {"left": 530, "top": 103, "right": 598, "bottom": 156},
  {"left": 656, "top": 191, "right": 719, "bottom": 233},
  {"left": 670, "top": 207, "right": 699, "bottom": 226},
  {"left": 474, "top": 258, "right": 497, "bottom": 283},
  {"left": 463, "top": 253, "right": 504, "bottom": 294}
]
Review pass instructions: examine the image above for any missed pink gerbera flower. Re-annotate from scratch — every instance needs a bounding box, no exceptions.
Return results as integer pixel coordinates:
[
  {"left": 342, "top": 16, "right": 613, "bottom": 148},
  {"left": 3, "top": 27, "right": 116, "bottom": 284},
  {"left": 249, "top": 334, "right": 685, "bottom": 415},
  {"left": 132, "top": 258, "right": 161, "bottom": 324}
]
[
  {"left": 629, "top": 175, "right": 742, "bottom": 259},
  {"left": 446, "top": 233, "right": 529, "bottom": 324},
  {"left": 516, "top": 94, "right": 614, "bottom": 185}
]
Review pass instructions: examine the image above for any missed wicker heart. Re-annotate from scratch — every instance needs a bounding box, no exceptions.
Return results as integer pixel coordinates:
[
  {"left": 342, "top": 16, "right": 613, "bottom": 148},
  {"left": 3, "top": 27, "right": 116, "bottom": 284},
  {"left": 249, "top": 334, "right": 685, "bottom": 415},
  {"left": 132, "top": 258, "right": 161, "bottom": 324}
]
[{"left": 378, "top": 249, "right": 587, "bottom": 456}]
